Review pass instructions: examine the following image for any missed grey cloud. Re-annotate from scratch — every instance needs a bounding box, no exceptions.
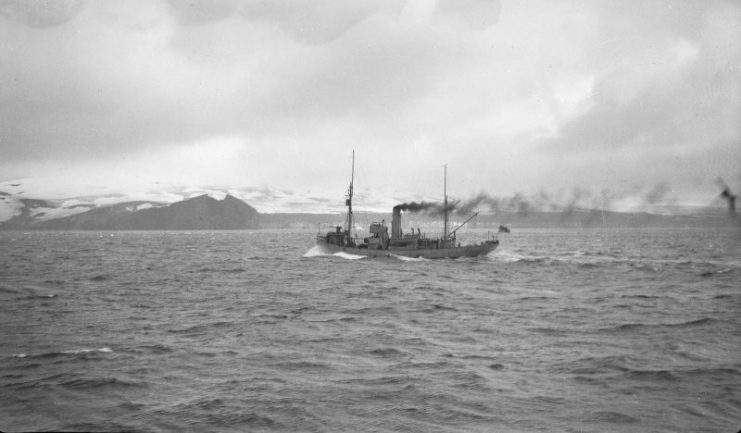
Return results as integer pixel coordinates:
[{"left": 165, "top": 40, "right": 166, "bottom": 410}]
[
  {"left": 540, "top": 89, "right": 670, "bottom": 153},
  {"left": 0, "top": 0, "right": 84, "bottom": 28},
  {"left": 539, "top": 2, "right": 740, "bottom": 156},
  {"left": 261, "top": 31, "right": 448, "bottom": 121},
  {"left": 166, "top": 0, "right": 404, "bottom": 44},
  {"left": 167, "top": 0, "right": 237, "bottom": 26},
  {"left": 239, "top": 0, "right": 403, "bottom": 45},
  {"left": 435, "top": 0, "right": 501, "bottom": 31},
  {"left": 0, "top": 1, "right": 420, "bottom": 161}
]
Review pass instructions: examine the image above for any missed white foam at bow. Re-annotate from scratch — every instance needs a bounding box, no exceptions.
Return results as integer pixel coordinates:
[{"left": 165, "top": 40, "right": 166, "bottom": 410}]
[
  {"left": 333, "top": 252, "right": 366, "bottom": 260},
  {"left": 392, "top": 255, "right": 429, "bottom": 262},
  {"left": 303, "top": 246, "right": 330, "bottom": 257}
]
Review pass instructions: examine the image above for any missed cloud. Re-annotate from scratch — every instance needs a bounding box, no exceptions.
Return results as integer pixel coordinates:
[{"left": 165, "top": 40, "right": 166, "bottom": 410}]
[
  {"left": 0, "top": 0, "right": 738, "bottom": 211},
  {"left": 239, "top": 0, "right": 404, "bottom": 45},
  {"left": 435, "top": 0, "right": 501, "bottom": 31},
  {"left": 165, "top": 0, "right": 404, "bottom": 44},
  {"left": 167, "top": 0, "right": 237, "bottom": 26},
  {"left": 537, "top": 0, "right": 740, "bottom": 156},
  {"left": 0, "top": 0, "right": 84, "bottom": 28},
  {"left": 522, "top": 0, "right": 741, "bottom": 203}
]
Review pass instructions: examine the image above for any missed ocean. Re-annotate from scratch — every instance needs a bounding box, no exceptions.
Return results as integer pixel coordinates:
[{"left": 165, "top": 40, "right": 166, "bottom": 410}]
[{"left": 1, "top": 227, "right": 739, "bottom": 432}]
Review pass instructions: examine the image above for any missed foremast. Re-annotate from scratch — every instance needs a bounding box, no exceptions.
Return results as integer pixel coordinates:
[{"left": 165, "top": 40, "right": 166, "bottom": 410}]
[
  {"left": 443, "top": 164, "right": 448, "bottom": 244},
  {"left": 345, "top": 150, "right": 354, "bottom": 237}
]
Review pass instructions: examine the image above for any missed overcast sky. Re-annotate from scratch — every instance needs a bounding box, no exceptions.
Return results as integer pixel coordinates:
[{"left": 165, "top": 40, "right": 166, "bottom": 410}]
[{"left": 1, "top": 0, "right": 739, "bottom": 212}]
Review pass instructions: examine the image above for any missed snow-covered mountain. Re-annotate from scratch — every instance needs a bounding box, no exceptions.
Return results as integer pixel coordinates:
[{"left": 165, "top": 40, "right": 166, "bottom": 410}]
[{"left": 0, "top": 193, "right": 258, "bottom": 230}]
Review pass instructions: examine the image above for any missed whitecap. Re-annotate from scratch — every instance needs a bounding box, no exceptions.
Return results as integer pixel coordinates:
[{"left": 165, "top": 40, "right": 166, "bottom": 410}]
[
  {"left": 333, "top": 251, "right": 366, "bottom": 260},
  {"left": 489, "top": 251, "right": 539, "bottom": 262},
  {"left": 392, "top": 255, "right": 429, "bottom": 262},
  {"left": 62, "top": 347, "right": 113, "bottom": 355}
]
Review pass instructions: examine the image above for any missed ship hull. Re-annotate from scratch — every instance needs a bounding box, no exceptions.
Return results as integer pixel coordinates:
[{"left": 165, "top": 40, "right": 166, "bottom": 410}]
[{"left": 316, "top": 240, "right": 498, "bottom": 259}]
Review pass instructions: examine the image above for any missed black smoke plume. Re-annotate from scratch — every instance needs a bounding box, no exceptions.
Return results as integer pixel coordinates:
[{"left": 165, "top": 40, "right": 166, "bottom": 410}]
[
  {"left": 716, "top": 177, "right": 737, "bottom": 218},
  {"left": 393, "top": 201, "right": 458, "bottom": 217}
]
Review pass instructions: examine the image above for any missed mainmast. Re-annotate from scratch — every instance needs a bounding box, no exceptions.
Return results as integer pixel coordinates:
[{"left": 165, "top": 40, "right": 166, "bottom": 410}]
[
  {"left": 443, "top": 164, "right": 448, "bottom": 241},
  {"left": 346, "top": 150, "right": 354, "bottom": 236}
]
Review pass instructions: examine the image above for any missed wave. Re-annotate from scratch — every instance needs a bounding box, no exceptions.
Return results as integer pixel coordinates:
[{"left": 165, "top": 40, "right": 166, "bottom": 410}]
[
  {"left": 489, "top": 251, "right": 547, "bottom": 263},
  {"left": 131, "top": 344, "right": 174, "bottom": 354},
  {"left": 11, "top": 347, "right": 113, "bottom": 360},
  {"left": 602, "top": 317, "right": 720, "bottom": 333},
  {"left": 17, "top": 291, "right": 58, "bottom": 300},
  {"left": 168, "top": 321, "right": 233, "bottom": 334},
  {"left": 253, "top": 313, "right": 289, "bottom": 323},
  {"left": 60, "top": 376, "right": 146, "bottom": 390},
  {"left": 42, "top": 279, "right": 66, "bottom": 285},
  {"left": 565, "top": 355, "right": 633, "bottom": 375},
  {"left": 529, "top": 327, "right": 570, "bottom": 336},
  {"left": 195, "top": 267, "right": 247, "bottom": 273},
  {"left": 63, "top": 347, "right": 112, "bottom": 355},
  {"left": 0, "top": 285, "right": 58, "bottom": 299},
  {"left": 0, "top": 286, "right": 20, "bottom": 295},
  {"left": 271, "top": 360, "right": 333, "bottom": 372},
  {"left": 607, "top": 366, "right": 739, "bottom": 385},
  {"left": 622, "top": 369, "right": 678, "bottom": 382},
  {"left": 489, "top": 250, "right": 627, "bottom": 268},
  {"left": 700, "top": 267, "right": 734, "bottom": 277},
  {"left": 60, "top": 421, "right": 143, "bottom": 433},
  {"left": 672, "top": 317, "right": 719, "bottom": 327},
  {"left": 620, "top": 294, "right": 660, "bottom": 299},
  {"left": 225, "top": 267, "right": 246, "bottom": 273},
  {"left": 368, "top": 347, "right": 405, "bottom": 358},
  {"left": 682, "top": 367, "right": 740, "bottom": 378},
  {"left": 585, "top": 411, "right": 641, "bottom": 424},
  {"left": 163, "top": 399, "right": 281, "bottom": 428}
]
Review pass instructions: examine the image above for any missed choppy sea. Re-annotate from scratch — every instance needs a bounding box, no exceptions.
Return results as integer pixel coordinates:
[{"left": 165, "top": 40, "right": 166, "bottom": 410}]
[{"left": 1, "top": 227, "right": 739, "bottom": 432}]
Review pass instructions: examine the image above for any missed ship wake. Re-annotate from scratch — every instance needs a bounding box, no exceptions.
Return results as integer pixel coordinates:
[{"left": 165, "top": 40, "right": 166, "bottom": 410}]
[{"left": 391, "top": 254, "right": 430, "bottom": 262}]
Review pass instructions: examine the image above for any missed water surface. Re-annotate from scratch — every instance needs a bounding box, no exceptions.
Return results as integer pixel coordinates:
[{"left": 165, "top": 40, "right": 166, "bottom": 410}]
[{"left": 1, "top": 228, "right": 739, "bottom": 432}]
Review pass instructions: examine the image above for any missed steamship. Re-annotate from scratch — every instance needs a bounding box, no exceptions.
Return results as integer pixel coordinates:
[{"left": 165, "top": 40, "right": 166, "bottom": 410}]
[{"left": 316, "top": 152, "right": 499, "bottom": 259}]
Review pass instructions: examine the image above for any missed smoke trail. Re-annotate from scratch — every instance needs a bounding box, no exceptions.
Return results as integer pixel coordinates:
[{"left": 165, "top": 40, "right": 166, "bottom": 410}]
[
  {"left": 645, "top": 182, "right": 671, "bottom": 205},
  {"left": 392, "top": 183, "right": 684, "bottom": 217},
  {"left": 455, "top": 193, "right": 496, "bottom": 215},
  {"left": 561, "top": 187, "right": 588, "bottom": 219}
]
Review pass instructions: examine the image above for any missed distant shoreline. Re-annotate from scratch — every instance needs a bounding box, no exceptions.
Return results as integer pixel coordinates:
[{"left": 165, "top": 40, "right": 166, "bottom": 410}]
[{"left": 1, "top": 192, "right": 737, "bottom": 231}]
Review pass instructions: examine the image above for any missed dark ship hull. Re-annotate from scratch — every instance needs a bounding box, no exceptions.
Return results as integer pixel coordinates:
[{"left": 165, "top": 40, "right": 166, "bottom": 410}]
[{"left": 316, "top": 239, "right": 499, "bottom": 259}]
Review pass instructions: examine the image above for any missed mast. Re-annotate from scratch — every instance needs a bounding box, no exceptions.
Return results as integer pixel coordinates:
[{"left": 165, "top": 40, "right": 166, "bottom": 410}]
[
  {"left": 346, "top": 150, "right": 354, "bottom": 236},
  {"left": 443, "top": 164, "right": 448, "bottom": 241}
]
